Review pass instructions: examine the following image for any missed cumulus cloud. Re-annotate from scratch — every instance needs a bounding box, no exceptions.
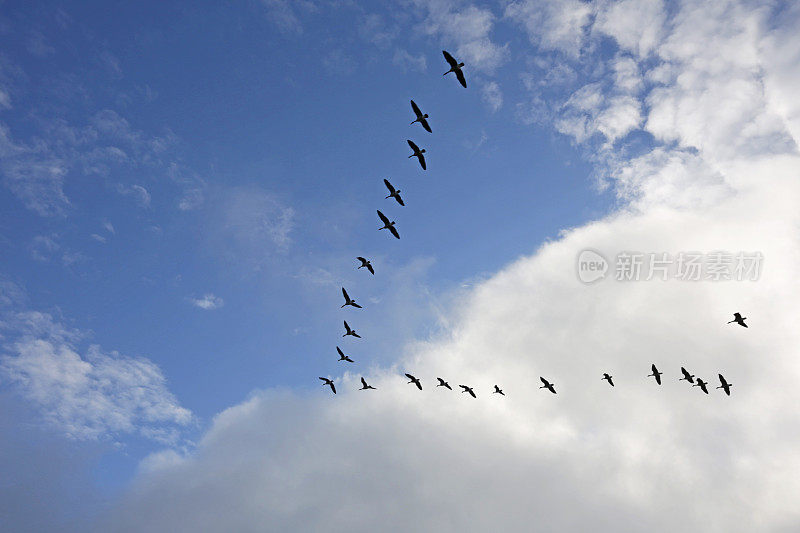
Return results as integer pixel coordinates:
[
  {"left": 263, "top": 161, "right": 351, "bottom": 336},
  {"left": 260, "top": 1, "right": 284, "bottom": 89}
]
[
  {"left": 101, "top": 1, "right": 800, "bottom": 531},
  {"left": 481, "top": 81, "right": 503, "bottom": 111},
  {"left": 188, "top": 294, "right": 224, "bottom": 311}
]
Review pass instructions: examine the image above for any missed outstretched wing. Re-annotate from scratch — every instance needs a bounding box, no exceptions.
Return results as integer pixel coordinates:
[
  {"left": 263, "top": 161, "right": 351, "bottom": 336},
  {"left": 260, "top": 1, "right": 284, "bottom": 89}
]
[
  {"left": 357, "top": 256, "right": 367, "bottom": 265},
  {"left": 377, "top": 210, "right": 390, "bottom": 225},
  {"left": 442, "top": 50, "right": 458, "bottom": 68},
  {"left": 342, "top": 287, "right": 350, "bottom": 301},
  {"left": 415, "top": 380, "right": 422, "bottom": 390},
  {"left": 417, "top": 152, "right": 426, "bottom": 170},
  {"left": 455, "top": 69, "right": 467, "bottom": 88},
  {"left": 337, "top": 346, "right": 344, "bottom": 357},
  {"left": 469, "top": 389, "right": 476, "bottom": 398},
  {"left": 410, "top": 99, "right": 422, "bottom": 118},
  {"left": 718, "top": 374, "right": 728, "bottom": 386},
  {"left": 343, "top": 320, "right": 351, "bottom": 331},
  {"left": 405, "top": 373, "right": 415, "bottom": 380},
  {"left": 420, "top": 117, "right": 432, "bottom": 133},
  {"left": 330, "top": 382, "right": 336, "bottom": 394},
  {"left": 319, "top": 377, "right": 327, "bottom": 382},
  {"left": 367, "top": 263, "right": 375, "bottom": 275},
  {"left": 383, "top": 179, "right": 396, "bottom": 194},
  {"left": 540, "top": 377, "right": 548, "bottom": 386},
  {"left": 407, "top": 139, "right": 419, "bottom": 152},
  {"left": 388, "top": 224, "right": 400, "bottom": 239},
  {"left": 361, "top": 377, "right": 368, "bottom": 387}
]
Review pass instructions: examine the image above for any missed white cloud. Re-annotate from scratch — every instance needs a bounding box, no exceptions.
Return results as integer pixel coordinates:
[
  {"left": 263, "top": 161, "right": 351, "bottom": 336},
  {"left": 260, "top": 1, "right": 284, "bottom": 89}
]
[
  {"left": 106, "top": 1, "right": 800, "bottom": 531},
  {"left": 481, "top": 81, "right": 503, "bottom": 112},
  {"left": 117, "top": 183, "right": 151, "bottom": 208},
  {"left": 189, "top": 294, "right": 224, "bottom": 311},
  {"left": 177, "top": 188, "right": 204, "bottom": 211},
  {"left": 506, "top": 0, "right": 594, "bottom": 57},
  {"left": 392, "top": 49, "right": 427, "bottom": 73},
  {"left": 0, "top": 311, "right": 191, "bottom": 444}
]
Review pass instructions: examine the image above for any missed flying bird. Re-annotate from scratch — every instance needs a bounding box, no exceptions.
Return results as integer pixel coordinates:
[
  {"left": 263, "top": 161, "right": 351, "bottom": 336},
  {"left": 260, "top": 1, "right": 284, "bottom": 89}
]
[
  {"left": 602, "top": 373, "right": 614, "bottom": 387},
  {"left": 410, "top": 100, "right": 432, "bottom": 133},
  {"left": 727, "top": 312, "right": 748, "bottom": 328},
  {"left": 407, "top": 139, "right": 426, "bottom": 170},
  {"left": 340, "top": 287, "right": 362, "bottom": 309},
  {"left": 460, "top": 385, "right": 476, "bottom": 398},
  {"left": 436, "top": 377, "right": 452, "bottom": 390},
  {"left": 377, "top": 210, "right": 400, "bottom": 239},
  {"left": 405, "top": 373, "right": 422, "bottom": 390},
  {"left": 319, "top": 377, "right": 336, "bottom": 394},
  {"left": 356, "top": 256, "right": 374, "bottom": 275},
  {"left": 359, "top": 377, "right": 376, "bottom": 390},
  {"left": 648, "top": 364, "right": 663, "bottom": 385},
  {"left": 383, "top": 179, "right": 405, "bottom": 206},
  {"left": 442, "top": 50, "right": 467, "bottom": 88},
  {"left": 717, "top": 374, "right": 732, "bottom": 396},
  {"left": 679, "top": 367, "right": 695, "bottom": 383},
  {"left": 493, "top": 385, "right": 505, "bottom": 395},
  {"left": 539, "top": 377, "right": 556, "bottom": 394},
  {"left": 342, "top": 320, "right": 361, "bottom": 338},
  {"left": 336, "top": 346, "right": 354, "bottom": 363},
  {"left": 693, "top": 378, "right": 710, "bottom": 394}
]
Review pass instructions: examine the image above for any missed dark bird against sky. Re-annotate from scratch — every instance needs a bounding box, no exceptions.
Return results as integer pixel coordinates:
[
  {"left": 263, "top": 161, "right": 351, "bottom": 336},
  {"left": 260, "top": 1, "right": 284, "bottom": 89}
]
[
  {"left": 728, "top": 312, "right": 748, "bottom": 328},
  {"left": 436, "top": 377, "right": 452, "bottom": 390},
  {"left": 340, "top": 287, "right": 362, "bottom": 309},
  {"left": 342, "top": 320, "right": 361, "bottom": 338},
  {"left": 442, "top": 50, "right": 467, "bottom": 88},
  {"left": 679, "top": 367, "right": 695, "bottom": 383},
  {"left": 377, "top": 210, "right": 400, "bottom": 239},
  {"left": 602, "top": 373, "right": 614, "bottom": 387},
  {"left": 405, "top": 373, "right": 422, "bottom": 390},
  {"left": 319, "top": 377, "right": 336, "bottom": 394},
  {"left": 407, "top": 139, "right": 427, "bottom": 170},
  {"left": 336, "top": 346, "right": 354, "bottom": 363},
  {"left": 383, "top": 179, "right": 405, "bottom": 206},
  {"left": 410, "top": 99, "right": 432, "bottom": 133},
  {"left": 460, "top": 385, "right": 477, "bottom": 398},
  {"left": 356, "top": 256, "right": 374, "bottom": 275},
  {"left": 493, "top": 385, "right": 505, "bottom": 395},
  {"left": 648, "top": 364, "right": 663, "bottom": 385},
  {"left": 694, "top": 378, "right": 709, "bottom": 394},
  {"left": 540, "top": 377, "right": 556, "bottom": 394},
  {"left": 359, "top": 377, "right": 376, "bottom": 390},
  {"left": 717, "top": 374, "right": 732, "bottom": 396}
]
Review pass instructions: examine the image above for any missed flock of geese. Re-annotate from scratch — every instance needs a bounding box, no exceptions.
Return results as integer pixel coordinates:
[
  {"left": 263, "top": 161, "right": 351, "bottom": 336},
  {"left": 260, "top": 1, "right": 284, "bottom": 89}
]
[{"left": 318, "top": 50, "right": 742, "bottom": 400}]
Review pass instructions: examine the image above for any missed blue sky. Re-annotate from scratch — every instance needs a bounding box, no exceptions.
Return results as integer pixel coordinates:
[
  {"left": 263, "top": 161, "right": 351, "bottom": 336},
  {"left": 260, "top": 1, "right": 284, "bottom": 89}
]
[{"left": 4, "top": 0, "right": 800, "bottom": 531}]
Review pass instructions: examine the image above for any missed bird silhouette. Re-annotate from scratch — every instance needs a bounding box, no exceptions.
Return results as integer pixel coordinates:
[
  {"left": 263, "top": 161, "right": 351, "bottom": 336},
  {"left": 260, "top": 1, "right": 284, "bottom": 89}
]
[
  {"left": 336, "top": 346, "right": 354, "bottom": 363},
  {"left": 648, "top": 364, "right": 663, "bottom": 385},
  {"left": 377, "top": 210, "right": 400, "bottom": 239},
  {"left": 716, "top": 374, "right": 732, "bottom": 396},
  {"left": 679, "top": 367, "right": 695, "bottom": 383},
  {"left": 442, "top": 50, "right": 467, "bottom": 88},
  {"left": 340, "top": 287, "right": 362, "bottom": 309},
  {"left": 407, "top": 139, "right": 426, "bottom": 170},
  {"left": 727, "top": 312, "right": 748, "bottom": 328},
  {"left": 359, "top": 377, "right": 376, "bottom": 390},
  {"left": 460, "top": 385, "right": 476, "bottom": 398},
  {"left": 342, "top": 320, "right": 361, "bottom": 338},
  {"left": 319, "top": 377, "right": 336, "bottom": 394},
  {"left": 356, "top": 256, "right": 374, "bottom": 275},
  {"left": 410, "top": 100, "right": 432, "bottom": 133},
  {"left": 693, "top": 378, "right": 709, "bottom": 394},
  {"left": 436, "top": 377, "right": 452, "bottom": 390},
  {"left": 384, "top": 179, "right": 405, "bottom": 206},
  {"left": 405, "top": 373, "right": 422, "bottom": 390},
  {"left": 493, "top": 385, "right": 505, "bottom": 395},
  {"left": 602, "top": 373, "right": 614, "bottom": 386},
  {"left": 539, "top": 377, "right": 556, "bottom": 394}
]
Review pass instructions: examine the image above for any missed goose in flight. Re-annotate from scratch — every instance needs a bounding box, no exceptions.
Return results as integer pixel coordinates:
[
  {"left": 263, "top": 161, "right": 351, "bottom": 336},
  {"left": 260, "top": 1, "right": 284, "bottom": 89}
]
[
  {"left": 377, "top": 210, "right": 400, "bottom": 239},
  {"left": 436, "top": 377, "right": 452, "bottom": 390},
  {"left": 341, "top": 287, "right": 362, "bottom": 309},
  {"left": 716, "top": 374, "right": 732, "bottom": 396},
  {"left": 383, "top": 179, "right": 405, "bottom": 206},
  {"left": 460, "top": 385, "right": 476, "bottom": 398},
  {"left": 442, "top": 50, "right": 467, "bottom": 88},
  {"left": 405, "top": 373, "right": 422, "bottom": 390},
  {"left": 336, "top": 346, "right": 354, "bottom": 363},
  {"left": 319, "top": 377, "right": 336, "bottom": 394},
  {"left": 407, "top": 139, "right": 427, "bottom": 170},
  {"left": 410, "top": 100, "right": 432, "bottom": 133},
  {"left": 727, "top": 312, "right": 748, "bottom": 328},
  {"left": 679, "top": 367, "right": 695, "bottom": 383},
  {"left": 342, "top": 320, "right": 361, "bottom": 338},
  {"left": 359, "top": 377, "right": 376, "bottom": 390},
  {"left": 539, "top": 377, "right": 556, "bottom": 394},
  {"left": 493, "top": 385, "right": 505, "bottom": 395},
  {"left": 693, "top": 378, "right": 709, "bottom": 394},
  {"left": 602, "top": 373, "right": 614, "bottom": 387},
  {"left": 648, "top": 364, "right": 663, "bottom": 385},
  {"left": 356, "top": 256, "right": 374, "bottom": 275}
]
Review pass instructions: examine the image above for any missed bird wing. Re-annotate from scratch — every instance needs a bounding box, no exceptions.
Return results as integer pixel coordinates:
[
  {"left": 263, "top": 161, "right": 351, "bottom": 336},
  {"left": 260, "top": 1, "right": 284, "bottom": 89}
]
[
  {"left": 442, "top": 50, "right": 458, "bottom": 68},
  {"left": 540, "top": 377, "right": 548, "bottom": 386},
  {"left": 342, "top": 287, "right": 350, "bottom": 301},
  {"left": 681, "top": 367, "right": 689, "bottom": 378},
  {"left": 405, "top": 373, "right": 415, "bottom": 380},
  {"left": 655, "top": 374, "right": 662, "bottom": 385},
  {"left": 319, "top": 377, "right": 328, "bottom": 382},
  {"left": 410, "top": 99, "right": 422, "bottom": 118},
  {"left": 608, "top": 377, "right": 614, "bottom": 386},
  {"left": 343, "top": 320, "right": 351, "bottom": 331},
  {"left": 455, "top": 69, "right": 467, "bottom": 88},
  {"left": 330, "top": 382, "right": 336, "bottom": 394},
  {"left": 734, "top": 312, "right": 742, "bottom": 319},
  {"left": 352, "top": 302, "right": 362, "bottom": 308},
  {"left": 337, "top": 346, "right": 344, "bottom": 357},
  {"left": 407, "top": 139, "right": 419, "bottom": 152},
  {"left": 383, "top": 179, "right": 395, "bottom": 194},
  {"left": 651, "top": 364, "right": 658, "bottom": 373},
  {"left": 718, "top": 374, "right": 728, "bottom": 386},
  {"left": 388, "top": 225, "right": 400, "bottom": 239},
  {"left": 420, "top": 118, "right": 432, "bottom": 133},
  {"left": 367, "top": 264, "right": 374, "bottom": 275},
  {"left": 377, "top": 210, "right": 390, "bottom": 225},
  {"left": 396, "top": 195, "right": 405, "bottom": 206},
  {"left": 418, "top": 152, "right": 426, "bottom": 170},
  {"left": 353, "top": 332, "right": 361, "bottom": 338},
  {"left": 357, "top": 256, "right": 367, "bottom": 265}
]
